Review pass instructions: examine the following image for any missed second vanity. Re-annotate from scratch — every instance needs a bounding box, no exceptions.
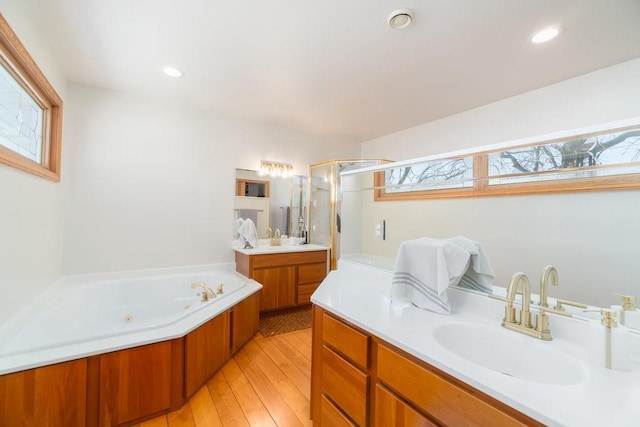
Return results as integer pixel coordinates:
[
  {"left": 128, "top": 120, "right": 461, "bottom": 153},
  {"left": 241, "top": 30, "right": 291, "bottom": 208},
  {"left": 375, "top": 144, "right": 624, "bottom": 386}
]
[
  {"left": 310, "top": 259, "right": 640, "bottom": 426},
  {"left": 235, "top": 241, "right": 329, "bottom": 312}
]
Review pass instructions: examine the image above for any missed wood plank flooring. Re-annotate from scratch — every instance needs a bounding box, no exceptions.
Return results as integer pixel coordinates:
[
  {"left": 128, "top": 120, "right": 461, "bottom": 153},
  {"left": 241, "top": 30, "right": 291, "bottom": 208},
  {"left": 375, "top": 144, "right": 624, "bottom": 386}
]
[{"left": 137, "top": 329, "right": 312, "bottom": 427}]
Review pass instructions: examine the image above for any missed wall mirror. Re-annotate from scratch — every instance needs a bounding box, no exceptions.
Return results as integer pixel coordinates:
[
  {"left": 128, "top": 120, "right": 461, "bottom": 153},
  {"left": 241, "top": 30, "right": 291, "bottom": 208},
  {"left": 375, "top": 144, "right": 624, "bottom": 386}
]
[
  {"left": 338, "top": 118, "right": 640, "bottom": 330},
  {"left": 234, "top": 169, "right": 307, "bottom": 240}
]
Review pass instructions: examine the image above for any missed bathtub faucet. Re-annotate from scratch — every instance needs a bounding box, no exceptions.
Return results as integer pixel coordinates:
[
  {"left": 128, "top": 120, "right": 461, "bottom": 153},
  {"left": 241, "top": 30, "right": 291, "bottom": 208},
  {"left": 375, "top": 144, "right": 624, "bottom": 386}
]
[{"left": 191, "top": 282, "right": 216, "bottom": 302}]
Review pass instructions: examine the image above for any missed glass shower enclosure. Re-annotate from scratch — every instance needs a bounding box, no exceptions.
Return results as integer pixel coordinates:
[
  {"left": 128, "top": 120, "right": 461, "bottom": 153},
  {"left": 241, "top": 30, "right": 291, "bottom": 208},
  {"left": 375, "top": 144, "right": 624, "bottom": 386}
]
[{"left": 308, "top": 159, "right": 385, "bottom": 270}]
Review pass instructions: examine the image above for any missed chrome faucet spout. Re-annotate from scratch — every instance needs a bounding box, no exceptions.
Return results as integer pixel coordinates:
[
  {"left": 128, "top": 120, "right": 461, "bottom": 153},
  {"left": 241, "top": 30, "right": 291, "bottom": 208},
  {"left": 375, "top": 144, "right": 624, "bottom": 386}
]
[{"left": 539, "top": 265, "right": 558, "bottom": 308}]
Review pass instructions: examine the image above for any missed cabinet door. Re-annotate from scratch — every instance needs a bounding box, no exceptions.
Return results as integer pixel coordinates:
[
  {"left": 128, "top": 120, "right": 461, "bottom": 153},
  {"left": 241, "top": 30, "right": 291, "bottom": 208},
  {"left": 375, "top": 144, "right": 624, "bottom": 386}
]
[
  {"left": 99, "top": 342, "right": 172, "bottom": 426},
  {"left": 0, "top": 359, "right": 87, "bottom": 427},
  {"left": 231, "top": 292, "right": 260, "bottom": 354},
  {"left": 253, "top": 266, "right": 296, "bottom": 311},
  {"left": 377, "top": 344, "right": 528, "bottom": 426},
  {"left": 375, "top": 384, "right": 436, "bottom": 427},
  {"left": 185, "top": 312, "right": 231, "bottom": 397}
]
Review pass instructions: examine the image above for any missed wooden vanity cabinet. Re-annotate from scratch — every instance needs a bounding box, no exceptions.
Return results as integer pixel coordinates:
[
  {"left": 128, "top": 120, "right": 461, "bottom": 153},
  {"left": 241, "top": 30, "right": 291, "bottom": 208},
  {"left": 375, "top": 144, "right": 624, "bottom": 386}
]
[
  {"left": 311, "top": 306, "right": 543, "bottom": 427},
  {"left": 235, "top": 250, "right": 327, "bottom": 312}
]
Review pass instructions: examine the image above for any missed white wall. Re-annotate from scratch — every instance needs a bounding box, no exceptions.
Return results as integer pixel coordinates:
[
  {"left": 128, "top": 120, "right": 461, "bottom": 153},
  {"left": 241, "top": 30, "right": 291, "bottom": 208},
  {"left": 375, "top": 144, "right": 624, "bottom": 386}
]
[
  {"left": 358, "top": 59, "right": 640, "bottom": 307},
  {"left": 0, "top": 2, "right": 67, "bottom": 324},
  {"left": 62, "top": 83, "right": 359, "bottom": 274},
  {"left": 363, "top": 58, "right": 640, "bottom": 160}
]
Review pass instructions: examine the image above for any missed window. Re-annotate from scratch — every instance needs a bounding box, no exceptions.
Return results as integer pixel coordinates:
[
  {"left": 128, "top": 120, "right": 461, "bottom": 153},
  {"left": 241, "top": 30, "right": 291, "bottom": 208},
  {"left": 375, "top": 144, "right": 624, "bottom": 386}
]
[
  {"left": 0, "top": 13, "right": 63, "bottom": 181},
  {"left": 375, "top": 123, "right": 640, "bottom": 200}
]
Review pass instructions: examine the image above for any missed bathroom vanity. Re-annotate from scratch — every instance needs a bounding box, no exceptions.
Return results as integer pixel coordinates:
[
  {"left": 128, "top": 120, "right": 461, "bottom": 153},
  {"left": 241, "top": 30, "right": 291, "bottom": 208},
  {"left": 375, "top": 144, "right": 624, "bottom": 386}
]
[
  {"left": 310, "top": 260, "right": 640, "bottom": 426},
  {"left": 235, "top": 244, "right": 329, "bottom": 312}
]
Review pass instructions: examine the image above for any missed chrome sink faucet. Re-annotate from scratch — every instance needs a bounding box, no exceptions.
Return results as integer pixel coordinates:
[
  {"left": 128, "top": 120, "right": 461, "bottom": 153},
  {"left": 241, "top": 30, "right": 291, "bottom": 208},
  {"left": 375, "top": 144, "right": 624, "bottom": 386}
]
[{"left": 191, "top": 282, "right": 216, "bottom": 302}]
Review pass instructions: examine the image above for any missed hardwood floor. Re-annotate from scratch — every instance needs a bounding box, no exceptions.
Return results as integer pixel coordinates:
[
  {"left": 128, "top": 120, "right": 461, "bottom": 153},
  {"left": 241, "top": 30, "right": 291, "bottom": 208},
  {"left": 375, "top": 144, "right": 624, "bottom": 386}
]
[{"left": 137, "top": 328, "right": 312, "bottom": 427}]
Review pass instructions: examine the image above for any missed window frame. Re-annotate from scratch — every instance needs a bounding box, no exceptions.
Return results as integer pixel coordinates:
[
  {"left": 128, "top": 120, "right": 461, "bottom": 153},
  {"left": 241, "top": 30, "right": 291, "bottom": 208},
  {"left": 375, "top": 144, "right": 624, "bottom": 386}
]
[
  {"left": 374, "top": 122, "right": 640, "bottom": 201},
  {"left": 0, "top": 13, "right": 63, "bottom": 181}
]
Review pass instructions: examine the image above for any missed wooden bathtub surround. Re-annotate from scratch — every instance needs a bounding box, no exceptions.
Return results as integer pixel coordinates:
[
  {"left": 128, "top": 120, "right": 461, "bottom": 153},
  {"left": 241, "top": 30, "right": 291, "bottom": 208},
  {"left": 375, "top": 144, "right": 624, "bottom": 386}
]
[
  {"left": 0, "top": 292, "right": 260, "bottom": 427},
  {"left": 0, "top": 358, "right": 87, "bottom": 427},
  {"left": 235, "top": 250, "right": 328, "bottom": 312},
  {"left": 311, "top": 305, "right": 544, "bottom": 427}
]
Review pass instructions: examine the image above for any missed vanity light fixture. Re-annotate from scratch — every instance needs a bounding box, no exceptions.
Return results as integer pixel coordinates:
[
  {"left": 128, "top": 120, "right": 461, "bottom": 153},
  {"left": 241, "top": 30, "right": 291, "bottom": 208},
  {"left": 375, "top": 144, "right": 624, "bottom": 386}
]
[
  {"left": 259, "top": 160, "right": 293, "bottom": 178},
  {"left": 530, "top": 26, "right": 562, "bottom": 44},
  {"left": 162, "top": 66, "right": 184, "bottom": 77},
  {"left": 388, "top": 8, "right": 414, "bottom": 29}
]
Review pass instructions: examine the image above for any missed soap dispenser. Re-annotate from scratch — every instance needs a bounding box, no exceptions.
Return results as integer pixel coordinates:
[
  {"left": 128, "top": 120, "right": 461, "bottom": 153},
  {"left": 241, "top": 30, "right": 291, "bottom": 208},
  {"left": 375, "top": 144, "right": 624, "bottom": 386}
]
[{"left": 586, "top": 309, "right": 630, "bottom": 371}]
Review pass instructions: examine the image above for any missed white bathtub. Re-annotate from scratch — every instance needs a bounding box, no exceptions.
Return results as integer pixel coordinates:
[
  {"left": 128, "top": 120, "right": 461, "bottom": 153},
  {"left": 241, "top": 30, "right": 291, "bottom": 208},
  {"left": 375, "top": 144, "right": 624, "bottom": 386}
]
[{"left": 0, "top": 264, "right": 261, "bottom": 375}]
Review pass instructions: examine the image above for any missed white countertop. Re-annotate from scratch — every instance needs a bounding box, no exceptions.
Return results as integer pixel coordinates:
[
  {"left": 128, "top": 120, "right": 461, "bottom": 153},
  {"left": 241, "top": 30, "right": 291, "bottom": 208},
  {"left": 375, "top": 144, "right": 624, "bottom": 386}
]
[
  {"left": 233, "top": 243, "right": 329, "bottom": 256},
  {"left": 311, "top": 259, "right": 640, "bottom": 427}
]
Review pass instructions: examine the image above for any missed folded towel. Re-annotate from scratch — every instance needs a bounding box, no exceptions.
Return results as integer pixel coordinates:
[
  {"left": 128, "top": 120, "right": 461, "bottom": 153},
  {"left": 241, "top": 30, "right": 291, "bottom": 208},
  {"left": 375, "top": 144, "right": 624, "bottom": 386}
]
[
  {"left": 238, "top": 218, "right": 258, "bottom": 248},
  {"left": 446, "top": 236, "right": 495, "bottom": 293},
  {"left": 391, "top": 238, "right": 471, "bottom": 314}
]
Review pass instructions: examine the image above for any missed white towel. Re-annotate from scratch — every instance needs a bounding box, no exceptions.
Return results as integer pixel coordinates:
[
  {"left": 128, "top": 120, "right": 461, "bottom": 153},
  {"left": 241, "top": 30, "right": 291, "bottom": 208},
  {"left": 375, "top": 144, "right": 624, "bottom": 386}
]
[
  {"left": 446, "top": 236, "right": 495, "bottom": 293},
  {"left": 391, "top": 238, "right": 471, "bottom": 314},
  {"left": 238, "top": 218, "right": 258, "bottom": 248},
  {"left": 234, "top": 218, "right": 245, "bottom": 239}
]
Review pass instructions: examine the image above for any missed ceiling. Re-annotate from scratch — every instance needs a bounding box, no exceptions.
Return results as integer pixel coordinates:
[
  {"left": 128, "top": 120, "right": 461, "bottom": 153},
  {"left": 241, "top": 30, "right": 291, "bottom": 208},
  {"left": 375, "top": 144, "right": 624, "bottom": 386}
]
[{"left": 27, "top": 0, "right": 640, "bottom": 141}]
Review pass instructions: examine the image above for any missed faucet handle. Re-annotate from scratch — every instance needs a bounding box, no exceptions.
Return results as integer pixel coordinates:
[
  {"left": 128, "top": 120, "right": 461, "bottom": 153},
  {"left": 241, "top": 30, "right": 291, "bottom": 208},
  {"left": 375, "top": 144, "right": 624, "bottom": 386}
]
[
  {"left": 539, "top": 305, "right": 573, "bottom": 318},
  {"left": 584, "top": 308, "right": 617, "bottom": 328},
  {"left": 489, "top": 294, "right": 517, "bottom": 324},
  {"left": 554, "top": 298, "right": 588, "bottom": 311},
  {"left": 616, "top": 293, "right": 637, "bottom": 311}
]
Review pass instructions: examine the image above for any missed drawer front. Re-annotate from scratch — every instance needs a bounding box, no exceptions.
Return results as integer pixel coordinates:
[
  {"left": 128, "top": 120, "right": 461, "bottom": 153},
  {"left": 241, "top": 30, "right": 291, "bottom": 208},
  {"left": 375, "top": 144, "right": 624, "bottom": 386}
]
[
  {"left": 297, "top": 283, "right": 320, "bottom": 304},
  {"left": 298, "top": 262, "right": 327, "bottom": 284},
  {"left": 321, "top": 395, "right": 357, "bottom": 427},
  {"left": 377, "top": 344, "right": 527, "bottom": 427},
  {"left": 321, "top": 346, "right": 368, "bottom": 426},
  {"left": 322, "top": 313, "right": 369, "bottom": 370},
  {"left": 251, "top": 250, "right": 327, "bottom": 269}
]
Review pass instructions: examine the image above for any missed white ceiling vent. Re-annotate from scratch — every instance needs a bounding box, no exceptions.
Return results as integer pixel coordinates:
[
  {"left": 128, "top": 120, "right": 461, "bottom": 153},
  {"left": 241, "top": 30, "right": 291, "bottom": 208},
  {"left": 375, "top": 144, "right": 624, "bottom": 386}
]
[{"left": 388, "top": 9, "right": 414, "bottom": 29}]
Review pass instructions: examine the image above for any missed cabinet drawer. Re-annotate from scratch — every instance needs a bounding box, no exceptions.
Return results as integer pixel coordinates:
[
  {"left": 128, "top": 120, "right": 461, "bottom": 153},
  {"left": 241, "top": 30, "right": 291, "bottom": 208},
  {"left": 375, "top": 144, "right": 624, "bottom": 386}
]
[
  {"left": 377, "top": 344, "right": 528, "bottom": 427},
  {"left": 298, "top": 283, "right": 320, "bottom": 304},
  {"left": 298, "top": 262, "right": 327, "bottom": 284},
  {"left": 251, "top": 250, "right": 327, "bottom": 268},
  {"left": 322, "top": 313, "right": 369, "bottom": 370},
  {"left": 321, "top": 346, "right": 368, "bottom": 426},
  {"left": 321, "top": 395, "right": 357, "bottom": 427}
]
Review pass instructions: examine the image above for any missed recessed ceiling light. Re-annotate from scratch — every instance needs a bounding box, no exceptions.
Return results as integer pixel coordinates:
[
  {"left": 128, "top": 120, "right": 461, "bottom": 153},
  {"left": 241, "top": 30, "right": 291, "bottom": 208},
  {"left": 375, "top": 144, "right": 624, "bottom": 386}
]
[
  {"left": 162, "top": 66, "right": 184, "bottom": 77},
  {"left": 530, "top": 26, "right": 562, "bottom": 44},
  {"left": 388, "top": 9, "right": 414, "bottom": 30}
]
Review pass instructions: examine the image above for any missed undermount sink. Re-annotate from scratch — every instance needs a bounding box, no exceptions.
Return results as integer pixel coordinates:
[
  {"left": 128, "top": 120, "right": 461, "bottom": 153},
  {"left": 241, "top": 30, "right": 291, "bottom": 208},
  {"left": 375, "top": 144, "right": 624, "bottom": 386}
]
[{"left": 433, "top": 322, "right": 587, "bottom": 386}]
